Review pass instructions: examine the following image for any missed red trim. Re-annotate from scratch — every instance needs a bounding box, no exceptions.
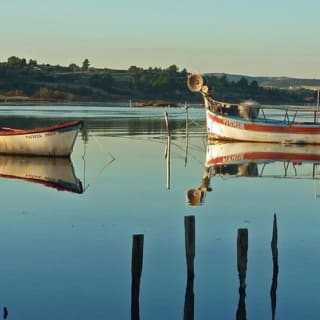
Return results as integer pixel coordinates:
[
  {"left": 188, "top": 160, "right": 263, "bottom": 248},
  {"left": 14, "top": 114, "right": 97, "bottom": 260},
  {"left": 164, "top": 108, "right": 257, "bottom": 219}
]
[
  {"left": 208, "top": 112, "right": 320, "bottom": 134},
  {"left": 0, "top": 120, "right": 83, "bottom": 136},
  {"left": 0, "top": 173, "right": 83, "bottom": 193},
  {"left": 207, "top": 152, "right": 320, "bottom": 165}
]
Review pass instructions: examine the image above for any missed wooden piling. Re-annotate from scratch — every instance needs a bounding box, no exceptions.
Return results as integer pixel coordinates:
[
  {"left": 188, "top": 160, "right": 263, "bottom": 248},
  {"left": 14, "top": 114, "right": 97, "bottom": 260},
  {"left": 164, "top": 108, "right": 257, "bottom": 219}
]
[
  {"left": 166, "top": 135, "right": 171, "bottom": 190},
  {"left": 184, "top": 216, "right": 195, "bottom": 320},
  {"left": 185, "top": 103, "right": 189, "bottom": 167},
  {"left": 236, "top": 228, "right": 248, "bottom": 320},
  {"left": 131, "top": 234, "right": 144, "bottom": 320},
  {"left": 164, "top": 112, "right": 171, "bottom": 189},
  {"left": 237, "top": 228, "right": 248, "bottom": 289},
  {"left": 3, "top": 307, "right": 8, "bottom": 319},
  {"left": 270, "top": 214, "right": 279, "bottom": 320},
  {"left": 164, "top": 111, "right": 170, "bottom": 136},
  {"left": 185, "top": 216, "right": 195, "bottom": 279}
]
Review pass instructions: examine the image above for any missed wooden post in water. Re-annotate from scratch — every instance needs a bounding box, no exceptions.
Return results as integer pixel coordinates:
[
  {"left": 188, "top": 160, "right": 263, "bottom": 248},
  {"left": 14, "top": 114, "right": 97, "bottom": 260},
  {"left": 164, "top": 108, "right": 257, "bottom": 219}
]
[
  {"left": 270, "top": 214, "right": 279, "bottom": 320},
  {"left": 164, "top": 112, "right": 171, "bottom": 189},
  {"left": 236, "top": 228, "right": 248, "bottom": 320},
  {"left": 184, "top": 215, "right": 195, "bottom": 320},
  {"left": 185, "top": 102, "right": 189, "bottom": 168},
  {"left": 131, "top": 234, "right": 144, "bottom": 320},
  {"left": 3, "top": 307, "right": 8, "bottom": 319},
  {"left": 164, "top": 111, "right": 170, "bottom": 136}
]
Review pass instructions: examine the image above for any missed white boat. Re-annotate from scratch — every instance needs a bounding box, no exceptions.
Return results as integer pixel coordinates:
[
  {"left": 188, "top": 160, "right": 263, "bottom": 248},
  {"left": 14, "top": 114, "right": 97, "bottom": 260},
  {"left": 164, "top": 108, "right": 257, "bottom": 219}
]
[
  {"left": 0, "top": 155, "right": 83, "bottom": 193},
  {"left": 0, "top": 120, "right": 82, "bottom": 156},
  {"left": 187, "top": 74, "right": 320, "bottom": 144}
]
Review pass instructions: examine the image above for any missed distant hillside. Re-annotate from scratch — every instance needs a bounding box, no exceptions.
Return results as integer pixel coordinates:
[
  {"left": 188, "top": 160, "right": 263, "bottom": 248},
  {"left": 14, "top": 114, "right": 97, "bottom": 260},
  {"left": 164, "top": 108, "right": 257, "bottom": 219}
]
[
  {"left": 206, "top": 73, "right": 320, "bottom": 89},
  {"left": 0, "top": 56, "right": 319, "bottom": 105}
]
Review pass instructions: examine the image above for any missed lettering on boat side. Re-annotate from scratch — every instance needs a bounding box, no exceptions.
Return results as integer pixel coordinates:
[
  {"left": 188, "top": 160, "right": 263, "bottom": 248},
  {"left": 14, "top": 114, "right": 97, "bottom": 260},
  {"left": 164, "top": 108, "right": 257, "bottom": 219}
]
[
  {"left": 223, "top": 119, "right": 244, "bottom": 129},
  {"left": 45, "top": 132, "right": 57, "bottom": 136},
  {"left": 26, "top": 174, "right": 42, "bottom": 179},
  {"left": 25, "top": 132, "right": 56, "bottom": 139},
  {"left": 25, "top": 134, "right": 42, "bottom": 139},
  {"left": 223, "top": 153, "right": 244, "bottom": 162}
]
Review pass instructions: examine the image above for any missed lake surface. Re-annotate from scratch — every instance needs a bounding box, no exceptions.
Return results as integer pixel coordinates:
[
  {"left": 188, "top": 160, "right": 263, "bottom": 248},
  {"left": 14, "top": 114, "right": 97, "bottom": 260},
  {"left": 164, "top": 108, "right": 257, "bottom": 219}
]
[{"left": 0, "top": 104, "right": 319, "bottom": 319}]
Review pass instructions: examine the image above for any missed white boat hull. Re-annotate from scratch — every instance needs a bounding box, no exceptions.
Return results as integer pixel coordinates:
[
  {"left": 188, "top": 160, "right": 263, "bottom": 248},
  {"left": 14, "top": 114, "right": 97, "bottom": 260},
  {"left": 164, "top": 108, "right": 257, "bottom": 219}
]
[
  {"left": 0, "top": 120, "right": 82, "bottom": 156},
  {"left": 206, "top": 109, "right": 320, "bottom": 144}
]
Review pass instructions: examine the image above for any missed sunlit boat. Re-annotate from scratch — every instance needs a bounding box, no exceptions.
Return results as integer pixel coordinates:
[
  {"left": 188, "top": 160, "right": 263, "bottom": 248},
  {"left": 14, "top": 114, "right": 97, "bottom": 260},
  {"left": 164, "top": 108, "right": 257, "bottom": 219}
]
[
  {"left": 0, "top": 155, "right": 83, "bottom": 193},
  {"left": 0, "top": 120, "right": 83, "bottom": 156},
  {"left": 187, "top": 142, "right": 320, "bottom": 206},
  {"left": 187, "top": 74, "right": 320, "bottom": 144}
]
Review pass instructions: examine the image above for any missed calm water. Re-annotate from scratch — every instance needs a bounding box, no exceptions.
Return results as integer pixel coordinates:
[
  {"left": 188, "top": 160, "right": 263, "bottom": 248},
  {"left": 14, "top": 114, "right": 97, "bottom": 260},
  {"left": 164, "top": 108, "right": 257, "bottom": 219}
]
[{"left": 0, "top": 105, "right": 319, "bottom": 319}]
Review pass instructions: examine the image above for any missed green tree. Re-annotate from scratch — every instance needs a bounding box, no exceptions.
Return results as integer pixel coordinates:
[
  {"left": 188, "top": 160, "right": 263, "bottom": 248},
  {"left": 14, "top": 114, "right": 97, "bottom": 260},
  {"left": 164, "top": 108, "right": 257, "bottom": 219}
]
[
  {"left": 237, "top": 77, "right": 249, "bottom": 89},
  {"left": 7, "top": 56, "right": 26, "bottom": 66},
  {"left": 167, "top": 64, "right": 179, "bottom": 74},
  {"left": 69, "top": 63, "right": 79, "bottom": 71},
  {"left": 82, "top": 59, "right": 90, "bottom": 71},
  {"left": 28, "top": 59, "right": 37, "bottom": 67}
]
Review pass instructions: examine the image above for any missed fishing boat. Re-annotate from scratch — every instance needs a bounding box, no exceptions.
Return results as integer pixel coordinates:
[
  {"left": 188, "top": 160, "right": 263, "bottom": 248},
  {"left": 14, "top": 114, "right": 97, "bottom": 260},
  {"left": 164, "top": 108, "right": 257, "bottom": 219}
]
[
  {"left": 187, "top": 141, "right": 320, "bottom": 206},
  {"left": 0, "top": 120, "right": 82, "bottom": 156},
  {"left": 0, "top": 155, "right": 83, "bottom": 193},
  {"left": 187, "top": 74, "right": 320, "bottom": 144}
]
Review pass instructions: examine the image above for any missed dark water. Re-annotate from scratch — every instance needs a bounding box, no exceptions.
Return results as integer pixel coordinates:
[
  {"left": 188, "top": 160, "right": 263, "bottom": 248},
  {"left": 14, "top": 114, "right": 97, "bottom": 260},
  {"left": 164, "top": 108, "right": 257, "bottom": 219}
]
[{"left": 0, "top": 105, "right": 319, "bottom": 319}]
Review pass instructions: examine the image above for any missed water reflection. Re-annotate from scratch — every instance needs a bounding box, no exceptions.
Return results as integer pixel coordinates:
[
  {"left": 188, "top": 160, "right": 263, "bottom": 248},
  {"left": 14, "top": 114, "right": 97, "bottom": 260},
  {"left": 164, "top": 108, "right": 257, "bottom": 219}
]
[
  {"left": 0, "top": 107, "right": 306, "bottom": 318},
  {"left": 188, "top": 142, "right": 320, "bottom": 205},
  {"left": 0, "top": 156, "right": 83, "bottom": 193}
]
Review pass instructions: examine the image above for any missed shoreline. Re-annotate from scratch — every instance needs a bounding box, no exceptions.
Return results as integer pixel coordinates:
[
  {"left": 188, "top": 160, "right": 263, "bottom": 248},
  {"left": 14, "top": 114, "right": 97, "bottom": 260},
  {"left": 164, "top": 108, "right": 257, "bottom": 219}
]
[{"left": 0, "top": 98, "right": 188, "bottom": 107}]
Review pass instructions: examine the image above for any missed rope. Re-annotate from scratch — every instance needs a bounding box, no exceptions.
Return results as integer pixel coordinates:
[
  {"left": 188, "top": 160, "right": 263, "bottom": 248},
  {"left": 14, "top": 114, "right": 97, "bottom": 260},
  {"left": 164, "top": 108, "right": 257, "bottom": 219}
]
[{"left": 82, "top": 129, "right": 116, "bottom": 191}]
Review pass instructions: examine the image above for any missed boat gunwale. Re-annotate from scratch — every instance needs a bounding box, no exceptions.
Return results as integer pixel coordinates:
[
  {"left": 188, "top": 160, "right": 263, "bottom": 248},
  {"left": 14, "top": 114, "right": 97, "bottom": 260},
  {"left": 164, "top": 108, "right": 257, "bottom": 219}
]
[{"left": 0, "top": 120, "right": 83, "bottom": 136}]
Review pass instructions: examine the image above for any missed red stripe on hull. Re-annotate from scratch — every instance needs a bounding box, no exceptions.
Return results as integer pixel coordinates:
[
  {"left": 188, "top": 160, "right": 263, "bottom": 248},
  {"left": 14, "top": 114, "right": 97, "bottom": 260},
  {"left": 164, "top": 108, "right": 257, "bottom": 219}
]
[
  {"left": 208, "top": 112, "right": 320, "bottom": 134},
  {"left": 207, "top": 152, "right": 320, "bottom": 165}
]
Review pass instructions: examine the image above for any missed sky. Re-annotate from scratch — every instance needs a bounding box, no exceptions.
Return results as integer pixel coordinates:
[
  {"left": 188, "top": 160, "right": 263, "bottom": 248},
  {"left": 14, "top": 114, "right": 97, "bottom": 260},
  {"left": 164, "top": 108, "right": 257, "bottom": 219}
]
[{"left": 1, "top": 0, "right": 320, "bottom": 78}]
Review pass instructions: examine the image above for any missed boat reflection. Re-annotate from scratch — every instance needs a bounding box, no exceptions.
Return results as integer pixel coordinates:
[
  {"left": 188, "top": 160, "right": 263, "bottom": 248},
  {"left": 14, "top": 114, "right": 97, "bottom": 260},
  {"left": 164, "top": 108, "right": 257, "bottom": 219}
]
[
  {"left": 187, "top": 142, "right": 320, "bottom": 206},
  {"left": 0, "top": 156, "right": 83, "bottom": 193}
]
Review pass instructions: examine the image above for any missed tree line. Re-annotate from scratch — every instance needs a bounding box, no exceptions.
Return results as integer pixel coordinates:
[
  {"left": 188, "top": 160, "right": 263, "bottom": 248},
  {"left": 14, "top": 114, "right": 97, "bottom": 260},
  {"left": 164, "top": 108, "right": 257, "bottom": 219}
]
[{"left": 0, "top": 56, "right": 316, "bottom": 105}]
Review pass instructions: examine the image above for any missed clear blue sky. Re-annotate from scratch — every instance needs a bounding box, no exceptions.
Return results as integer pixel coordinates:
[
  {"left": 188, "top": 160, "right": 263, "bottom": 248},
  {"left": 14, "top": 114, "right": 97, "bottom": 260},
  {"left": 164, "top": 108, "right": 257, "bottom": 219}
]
[{"left": 1, "top": 0, "right": 320, "bottom": 78}]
